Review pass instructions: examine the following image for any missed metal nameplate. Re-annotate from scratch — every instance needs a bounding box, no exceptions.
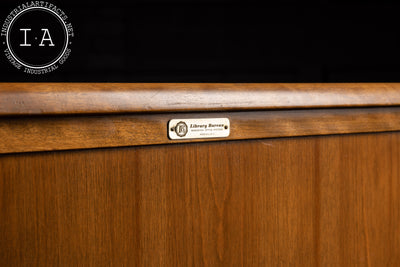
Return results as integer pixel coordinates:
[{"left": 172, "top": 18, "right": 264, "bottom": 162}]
[{"left": 168, "top": 118, "right": 230, "bottom": 140}]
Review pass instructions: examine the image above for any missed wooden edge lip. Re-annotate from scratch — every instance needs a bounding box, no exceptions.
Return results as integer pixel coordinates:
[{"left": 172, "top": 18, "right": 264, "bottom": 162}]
[
  {"left": 1, "top": 107, "right": 400, "bottom": 154},
  {"left": 2, "top": 83, "right": 400, "bottom": 116}
]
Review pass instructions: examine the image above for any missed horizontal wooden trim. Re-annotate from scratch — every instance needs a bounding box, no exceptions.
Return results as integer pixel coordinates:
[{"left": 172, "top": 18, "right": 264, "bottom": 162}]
[
  {"left": 1, "top": 107, "right": 400, "bottom": 154},
  {"left": 2, "top": 83, "right": 400, "bottom": 115}
]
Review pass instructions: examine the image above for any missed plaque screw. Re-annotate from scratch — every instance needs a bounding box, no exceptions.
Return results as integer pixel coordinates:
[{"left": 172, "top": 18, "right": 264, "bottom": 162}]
[
  {"left": 170, "top": 127, "right": 174, "bottom": 132},
  {"left": 224, "top": 125, "right": 228, "bottom": 129}
]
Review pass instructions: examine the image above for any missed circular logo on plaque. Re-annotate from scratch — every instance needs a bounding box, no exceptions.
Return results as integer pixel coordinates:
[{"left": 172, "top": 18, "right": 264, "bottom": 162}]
[
  {"left": 1, "top": 2, "right": 74, "bottom": 74},
  {"left": 175, "top": 121, "right": 188, "bottom": 137}
]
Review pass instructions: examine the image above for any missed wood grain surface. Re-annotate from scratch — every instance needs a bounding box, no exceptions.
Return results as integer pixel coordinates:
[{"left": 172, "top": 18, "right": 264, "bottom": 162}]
[
  {"left": 0, "top": 132, "right": 399, "bottom": 266},
  {"left": 2, "top": 83, "right": 400, "bottom": 115},
  {"left": 2, "top": 107, "right": 400, "bottom": 154}
]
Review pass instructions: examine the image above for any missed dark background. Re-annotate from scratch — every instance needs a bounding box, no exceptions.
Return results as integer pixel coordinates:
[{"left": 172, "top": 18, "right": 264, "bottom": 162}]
[{"left": 1, "top": 0, "right": 400, "bottom": 82}]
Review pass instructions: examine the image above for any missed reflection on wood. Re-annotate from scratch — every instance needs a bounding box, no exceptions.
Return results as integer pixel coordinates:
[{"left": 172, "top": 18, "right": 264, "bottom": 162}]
[{"left": 2, "top": 83, "right": 400, "bottom": 115}]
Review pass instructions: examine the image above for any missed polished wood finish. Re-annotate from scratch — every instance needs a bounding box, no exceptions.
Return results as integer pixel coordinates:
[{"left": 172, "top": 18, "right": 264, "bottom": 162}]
[
  {"left": 1, "top": 133, "right": 399, "bottom": 266},
  {"left": 2, "top": 107, "right": 400, "bottom": 154},
  {"left": 2, "top": 83, "right": 400, "bottom": 115},
  {"left": 1, "top": 83, "right": 399, "bottom": 266}
]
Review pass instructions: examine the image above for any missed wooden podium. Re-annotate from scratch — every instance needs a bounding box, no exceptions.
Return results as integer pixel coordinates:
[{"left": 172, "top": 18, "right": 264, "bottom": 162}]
[{"left": 1, "top": 83, "right": 400, "bottom": 266}]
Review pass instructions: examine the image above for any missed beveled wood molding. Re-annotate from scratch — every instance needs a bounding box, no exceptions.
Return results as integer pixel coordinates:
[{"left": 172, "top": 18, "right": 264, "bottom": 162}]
[
  {"left": 2, "top": 83, "right": 400, "bottom": 115},
  {"left": 2, "top": 107, "right": 400, "bottom": 154}
]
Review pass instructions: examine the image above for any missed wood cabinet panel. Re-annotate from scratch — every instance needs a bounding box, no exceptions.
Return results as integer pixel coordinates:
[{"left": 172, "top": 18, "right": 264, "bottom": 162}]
[
  {"left": 3, "top": 108, "right": 400, "bottom": 154},
  {"left": 1, "top": 132, "right": 399, "bottom": 266}
]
